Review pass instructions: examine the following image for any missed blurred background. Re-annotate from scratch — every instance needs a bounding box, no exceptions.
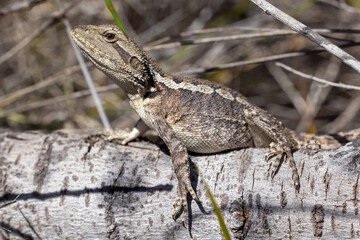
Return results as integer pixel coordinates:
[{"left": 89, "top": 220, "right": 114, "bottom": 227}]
[{"left": 0, "top": 0, "right": 359, "bottom": 134}]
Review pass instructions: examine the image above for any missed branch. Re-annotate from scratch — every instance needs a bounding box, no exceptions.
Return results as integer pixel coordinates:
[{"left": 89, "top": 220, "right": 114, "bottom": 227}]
[
  {"left": 0, "top": 0, "right": 47, "bottom": 16},
  {"left": 0, "top": 63, "right": 93, "bottom": 108},
  {"left": 317, "top": 0, "right": 359, "bottom": 13},
  {"left": 266, "top": 63, "right": 306, "bottom": 113},
  {"left": 0, "top": 130, "right": 359, "bottom": 238},
  {"left": 57, "top": 0, "right": 111, "bottom": 129},
  {"left": 324, "top": 94, "right": 360, "bottom": 133},
  {"left": 250, "top": 0, "right": 360, "bottom": 75},
  {"left": 176, "top": 41, "right": 360, "bottom": 76},
  {"left": 144, "top": 28, "right": 360, "bottom": 51},
  {"left": 0, "top": 2, "right": 77, "bottom": 66},
  {"left": 275, "top": 62, "right": 360, "bottom": 91},
  {"left": 0, "top": 84, "right": 120, "bottom": 119}
]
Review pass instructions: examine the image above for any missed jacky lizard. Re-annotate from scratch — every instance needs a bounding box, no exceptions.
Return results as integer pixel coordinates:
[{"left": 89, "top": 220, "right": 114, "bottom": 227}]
[{"left": 70, "top": 24, "right": 359, "bottom": 226}]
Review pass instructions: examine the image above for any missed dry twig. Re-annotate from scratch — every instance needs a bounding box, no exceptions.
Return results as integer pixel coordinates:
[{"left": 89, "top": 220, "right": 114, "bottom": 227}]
[
  {"left": 0, "top": 0, "right": 47, "bottom": 16},
  {"left": 177, "top": 41, "right": 360, "bottom": 76},
  {"left": 0, "top": 2, "right": 76, "bottom": 66},
  {"left": 0, "top": 63, "right": 92, "bottom": 108},
  {"left": 250, "top": 0, "right": 360, "bottom": 74},
  {"left": 317, "top": 0, "right": 359, "bottom": 13},
  {"left": 55, "top": 0, "right": 111, "bottom": 129},
  {"left": 0, "top": 84, "right": 119, "bottom": 119},
  {"left": 296, "top": 57, "right": 341, "bottom": 132},
  {"left": 266, "top": 63, "right": 306, "bottom": 113},
  {"left": 324, "top": 94, "right": 360, "bottom": 133},
  {"left": 144, "top": 28, "right": 360, "bottom": 51},
  {"left": 275, "top": 62, "right": 360, "bottom": 91}
]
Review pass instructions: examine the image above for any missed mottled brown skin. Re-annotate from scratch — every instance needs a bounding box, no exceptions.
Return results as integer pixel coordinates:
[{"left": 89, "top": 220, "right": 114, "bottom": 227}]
[{"left": 70, "top": 25, "right": 359, "bottom": 227}]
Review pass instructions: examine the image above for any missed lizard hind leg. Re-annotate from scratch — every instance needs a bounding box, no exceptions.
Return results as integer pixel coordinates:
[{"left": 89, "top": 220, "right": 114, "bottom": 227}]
[
  {"left": 146, "top": 115, "right": 200, "bottom": 228},
  {"left": 244, "top": 107, "right": 300, "bottom": 192},
  {"left": 172, "top": 165, "right": 200, "bottom": 228}
]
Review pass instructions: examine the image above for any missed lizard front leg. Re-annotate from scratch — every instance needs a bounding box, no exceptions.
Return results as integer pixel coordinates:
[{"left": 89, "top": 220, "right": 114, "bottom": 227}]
[
  {"left": 102, "top": 119, "right": 149, "bottom": 144},
  {"left": 243, "top": 106, "right": 300, "bottom": 192},
  {"left": 146, "top": 113, "right": 199, "bottom": 227}
]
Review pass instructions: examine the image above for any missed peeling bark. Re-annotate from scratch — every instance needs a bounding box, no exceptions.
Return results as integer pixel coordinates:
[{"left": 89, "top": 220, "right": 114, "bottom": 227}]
[{"left": 0, "top": 130, "right": 359, "bottom": 239}]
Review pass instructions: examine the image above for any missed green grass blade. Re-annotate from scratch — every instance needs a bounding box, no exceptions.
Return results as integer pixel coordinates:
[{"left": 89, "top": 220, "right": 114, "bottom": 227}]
[
  {"left": 104, "top": 0, "right": 128, "bottom": 35},
  {"left": 195, "top": 163, "right": 231, "bottom": 240},
  {"left": 346, "top": 0, "right": 360, "bottom": 10}
]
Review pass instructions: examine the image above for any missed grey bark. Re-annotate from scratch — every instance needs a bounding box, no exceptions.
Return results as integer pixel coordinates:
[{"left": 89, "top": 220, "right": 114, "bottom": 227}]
[{"left": 0, "top": 130, "right": 359, "bottom": 239}]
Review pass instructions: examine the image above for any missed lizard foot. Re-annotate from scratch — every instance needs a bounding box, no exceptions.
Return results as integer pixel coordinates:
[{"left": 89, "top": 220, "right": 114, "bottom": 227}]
[
  {"left": 265, "top": 142, "right": 300, "bottom": 192},
  {"left": 172, "top": 177, "right": 199, "bottom": 228},
  {"left": 100, "top": 128, "right": 138, "bottom": 145}
]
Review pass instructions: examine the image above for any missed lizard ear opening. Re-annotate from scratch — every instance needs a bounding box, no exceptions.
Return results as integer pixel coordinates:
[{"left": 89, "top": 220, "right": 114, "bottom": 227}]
[{"left": 130, "top": 56, "right": 142, "bottom": 70}]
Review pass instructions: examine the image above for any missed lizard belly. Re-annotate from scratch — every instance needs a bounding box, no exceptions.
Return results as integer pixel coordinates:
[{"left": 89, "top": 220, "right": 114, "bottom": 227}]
[{"left": 170, "top": 114, "right": 254, "bottom": 153}]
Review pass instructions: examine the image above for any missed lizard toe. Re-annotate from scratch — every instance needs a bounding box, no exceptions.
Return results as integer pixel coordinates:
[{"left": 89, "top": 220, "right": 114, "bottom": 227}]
[
  {"left": 172, "top": 176, "right": 199, "bottom": 228},
  {"left": 172, "top": 182, "right": 189, "bottom": 228},
  {"left": 265, "top": 142, "right": 285, "bottom": 177},
  {"left": 172, "top": 196, "right": 183, "bottom": 221},
  {"left": 285, "top": 150, "right": 300, "bottom": 192},
  {"left": 265, "top": 142, "right": 300, "bottom": 192}
]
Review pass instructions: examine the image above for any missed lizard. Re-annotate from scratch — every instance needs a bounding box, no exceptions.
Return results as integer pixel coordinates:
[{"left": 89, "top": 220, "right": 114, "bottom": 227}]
[{"left": 70, "top": 24, "right": 360, "bottom": 227}]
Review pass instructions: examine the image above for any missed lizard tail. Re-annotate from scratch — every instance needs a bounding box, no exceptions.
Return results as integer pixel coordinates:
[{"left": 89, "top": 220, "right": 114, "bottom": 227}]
[{"left": 290, "top": 128, "right": 360, "bottom": 151}]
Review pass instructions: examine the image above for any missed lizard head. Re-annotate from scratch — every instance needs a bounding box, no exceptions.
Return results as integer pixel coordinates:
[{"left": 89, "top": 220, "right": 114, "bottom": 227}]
[{"left": 70, "top": 24, "right": 151, "bottom": 99}]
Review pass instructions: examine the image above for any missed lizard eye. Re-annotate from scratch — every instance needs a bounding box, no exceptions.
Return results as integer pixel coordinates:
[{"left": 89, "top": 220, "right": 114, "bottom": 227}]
[
  {"left": 104, "top": 32, "right": 117, "bottom": 42},
  {"left": 130, "top": 56, "right": 141, "bottom": 70}
]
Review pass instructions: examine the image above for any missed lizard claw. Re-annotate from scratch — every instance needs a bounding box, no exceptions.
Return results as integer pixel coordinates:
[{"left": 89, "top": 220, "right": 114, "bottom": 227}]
[
  {"left": 172, "top": 196, "right": 183, "bottom": 221},
  {"left": 264, "top": 142, "right": 279, "bottom": 163},
  {"left": 265, "top": 142, "right": 300, "bottom": 192}
]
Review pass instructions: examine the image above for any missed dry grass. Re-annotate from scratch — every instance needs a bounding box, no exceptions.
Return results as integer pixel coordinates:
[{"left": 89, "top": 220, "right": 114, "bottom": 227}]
[{"left": 0, "top": 0, "right": 359, "bottom": 133}]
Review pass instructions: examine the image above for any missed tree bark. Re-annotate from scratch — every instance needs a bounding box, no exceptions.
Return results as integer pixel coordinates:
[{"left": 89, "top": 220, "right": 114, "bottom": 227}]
[{"left": 0, "top": 130, "right": 359, "bottom": 239}]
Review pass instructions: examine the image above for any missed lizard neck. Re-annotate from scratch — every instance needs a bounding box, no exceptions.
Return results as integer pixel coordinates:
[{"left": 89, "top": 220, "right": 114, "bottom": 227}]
[
  {"left": 148, "top": 62, "right": 168, "bottom": 82},
  {"left": 118, "top": 56, "right": 157, "bottom": 101},
  {"left": 126, "top": 58, "right": 164, "bottom": 101},
  {"left": 109, "top": 74, "right": 145, "bottom": 101}
]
